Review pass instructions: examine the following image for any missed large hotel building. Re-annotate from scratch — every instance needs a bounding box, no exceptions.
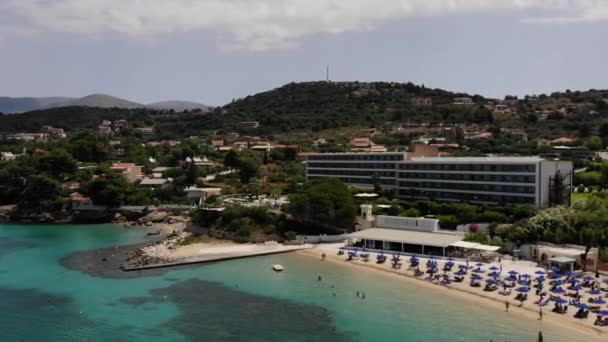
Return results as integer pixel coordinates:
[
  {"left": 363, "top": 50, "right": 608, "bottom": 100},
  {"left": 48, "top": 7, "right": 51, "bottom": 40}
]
[{"left": 305, "top": 152, "right": 572, "bottom": 207}]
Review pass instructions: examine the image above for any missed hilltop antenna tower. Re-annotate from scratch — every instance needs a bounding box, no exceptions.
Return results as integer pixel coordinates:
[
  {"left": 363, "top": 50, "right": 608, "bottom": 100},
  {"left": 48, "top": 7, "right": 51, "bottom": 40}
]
[{"left": 326, "top": 64, "right": 330, "bottom": 82}]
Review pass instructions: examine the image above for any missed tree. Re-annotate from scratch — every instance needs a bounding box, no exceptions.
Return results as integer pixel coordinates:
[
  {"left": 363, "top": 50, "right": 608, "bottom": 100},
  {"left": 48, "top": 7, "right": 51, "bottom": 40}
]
[
  {"left": 36, "top": 149, "right": 78, "bottom": 178},
  {"left": 19, "top": 175, "right": 61, "bottom": 210},
  {"left": 599, "top": 122, "right": 608, "bottom": 148},
  {"left": 287, "top": 178, "right": 356, "bottom": 230},
  {"left": 223, "top": 150, "right": 240, "bottom": 168},
  {"left": 85, "top": 173, "right": 129, "bottom": 207},
  {"left": 68, "top": 131, "right": 111, "bottom": 162},
  {"left": 238, "top": 156, "right": 259, "bottom": 184},
  {"left": 584, "top": 136, "right": 602, "bottom": 151}
]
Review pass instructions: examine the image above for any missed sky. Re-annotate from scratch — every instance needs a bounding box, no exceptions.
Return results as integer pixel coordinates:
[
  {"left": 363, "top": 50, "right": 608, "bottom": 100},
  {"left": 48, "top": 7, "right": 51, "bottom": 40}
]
[{"left": 0, "top": 0, "right": 607, "bottom": 106}]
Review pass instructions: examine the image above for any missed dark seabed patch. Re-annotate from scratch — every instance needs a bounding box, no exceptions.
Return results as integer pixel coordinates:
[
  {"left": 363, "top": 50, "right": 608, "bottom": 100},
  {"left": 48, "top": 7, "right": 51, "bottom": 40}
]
[
  {"left": 0, "top": 236, "right": 35, "bottom": 258},
  {"left": 119, "top": 278, "right": 355, "bottom": 342},
  {"left": 0, "top": 286, "right": 128, "bottom": 341}
]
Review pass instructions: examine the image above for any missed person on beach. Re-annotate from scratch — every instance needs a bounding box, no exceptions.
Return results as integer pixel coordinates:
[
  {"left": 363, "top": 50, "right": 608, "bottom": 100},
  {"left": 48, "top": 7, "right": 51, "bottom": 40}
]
[
  {"left": 321, "top": 252, "right": 326, "bottom": 260},
  {"left": 505, "top": 301, "right": 510, "bottom": 312},
  {"left": 538, "top": 308, "right": 543, "bottom": 320},
  {"left": 538, "top": 331, "right": 543, "bottom": 342}
]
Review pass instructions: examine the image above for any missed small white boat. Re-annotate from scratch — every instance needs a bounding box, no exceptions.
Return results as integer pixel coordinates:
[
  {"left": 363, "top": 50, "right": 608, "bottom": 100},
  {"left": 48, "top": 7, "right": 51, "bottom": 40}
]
[{"left": 272, "top": 264, "right": 284, "bottom": 272}]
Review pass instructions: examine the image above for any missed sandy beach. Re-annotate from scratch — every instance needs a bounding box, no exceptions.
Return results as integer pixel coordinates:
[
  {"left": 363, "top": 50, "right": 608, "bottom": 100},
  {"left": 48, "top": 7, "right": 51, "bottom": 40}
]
[{"left": 298, "top": 244, "right": 608, "bottom": 341}]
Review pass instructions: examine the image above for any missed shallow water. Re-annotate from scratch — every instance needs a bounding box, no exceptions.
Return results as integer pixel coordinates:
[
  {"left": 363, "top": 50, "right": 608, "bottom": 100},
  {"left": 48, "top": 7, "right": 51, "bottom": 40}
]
[{"left": 0, "top": 223, "right": 591, "bottom": 341}]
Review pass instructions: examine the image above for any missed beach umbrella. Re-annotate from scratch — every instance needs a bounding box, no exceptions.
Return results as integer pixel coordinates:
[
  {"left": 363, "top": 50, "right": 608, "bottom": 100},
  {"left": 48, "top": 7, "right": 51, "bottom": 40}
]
[
  {"left": 475, "top": 263, "right": 484, "bottom": 267},
  {"left": 535, "top": 270, "right": 546, "bottom": 275},
  {"left": 471, "top": 274, "right": 482, "bottom": 281},
  {"left": 569, "top": 278, "right": 580, "bottom": 284},
  {"left": 454, "top": 271, "right": 466, "bottom": 276},
  {"left": 489, "top": 266, "right": 499, "bottom": 271},
  {"left": 583, "top": 275, "right": 594, "bottom": 281},
  {"left": 577, "top": 303, "right": 590, "bottom": 310},
  {"left": 446, "top": 257, "right": 454, "bottom": 261},
  {"left": 589, "top": 289, "right": 602, "bottom": 295},
  {"left": 535, "top": 276, "right": 546, "bottom": 282},
  {"left": 505, "top": 275, "right": 517, "bottom": 282},
  {"left": 551, "top": 266, "right": 560, "bottom": 272},
  {"left": 593, "top": 298, "right": 606, "bottom": 305},
  {"left": 516, "top": 287, "right": 530, "bottom": 293},
  {"left": 602, "top": 279, "right": 608, "bottom": 284},
  {"left": 550, "top": 273, "right": 562, "bottom": 279},
  {"left": 518, "top": 280, "right": 530, "bottom": 286},
  {"left": 486, "top": 278, "right": 497, "bottom": 284},
  {"left": 445, "top": 261, "right": 454, "bottom": 266},
  {"left": 472, "top": 268, "right": 484, "bottom": 273},
  {"left": 597, "top": 310, "right": 608, "bottom": 316},
  {"left": 552, "top": 280, "right": 565, "bottom": 286},
  {"left": 521, "top": 274, "right": 531, "bottom": 278},
  {"left": 564, "top": 271, "right": 576, "bottom": 276},
  {"left": 508, "top": 270, "right": 518, "bottom": 275},
  {"left": 458, "top": 264, "right": 468, "bottom": 269},
  {"left": 552, "top": 288, "right": 566, "bottom": 294},
  {"left": 429, "top": 256, "right": 437, "bottom": 260},
  {"left": 488, "top": 272, "right": 501, "bottom": 278},
  {"left": 571, "top": 285, "right": 583, "bottom": 291},
  {"left": 554, "top": 298, "right": 568, "bottom": 304}
]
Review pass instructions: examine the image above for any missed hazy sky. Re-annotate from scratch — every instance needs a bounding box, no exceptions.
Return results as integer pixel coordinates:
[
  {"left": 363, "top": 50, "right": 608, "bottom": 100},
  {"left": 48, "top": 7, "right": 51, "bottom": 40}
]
[{"left": 1, "top": 1, "right": 607, "bottom": 106}]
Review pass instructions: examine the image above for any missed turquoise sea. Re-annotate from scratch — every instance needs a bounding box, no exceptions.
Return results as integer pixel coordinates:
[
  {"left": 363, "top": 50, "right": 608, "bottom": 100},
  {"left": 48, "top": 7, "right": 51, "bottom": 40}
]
[{"left": 0, "top": 223, "right": 593, "bottom": 341}]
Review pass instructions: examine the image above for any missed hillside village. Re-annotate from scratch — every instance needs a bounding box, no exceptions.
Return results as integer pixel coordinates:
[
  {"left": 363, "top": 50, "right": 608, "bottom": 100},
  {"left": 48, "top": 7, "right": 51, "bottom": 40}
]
[{"left": 1, "top": 81, "right": 608, "bottom": 272}]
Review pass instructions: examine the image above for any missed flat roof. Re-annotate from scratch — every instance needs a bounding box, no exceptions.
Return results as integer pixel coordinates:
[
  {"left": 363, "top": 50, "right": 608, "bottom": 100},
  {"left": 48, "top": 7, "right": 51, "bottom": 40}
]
[
  {"left": 408, "top": 157, "right": 544, "bottom": 163},
  {"left": 348, "top": 228, "right": 463, "bottom": 248}
]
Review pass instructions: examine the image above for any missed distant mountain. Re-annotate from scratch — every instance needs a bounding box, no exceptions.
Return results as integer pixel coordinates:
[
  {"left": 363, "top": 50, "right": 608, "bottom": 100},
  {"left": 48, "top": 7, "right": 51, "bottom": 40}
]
[
  {"left": 147, "top": 100, "right": 209, "bottom": 112},
  {"left": 0, "top": 96, "right": 73, "bottom": 113},
  {"left": 69, "top": 94, "right": 143, "bottom": 109},
  {"left": 0, "top": 94, "right": 209, "bottom": 113}
]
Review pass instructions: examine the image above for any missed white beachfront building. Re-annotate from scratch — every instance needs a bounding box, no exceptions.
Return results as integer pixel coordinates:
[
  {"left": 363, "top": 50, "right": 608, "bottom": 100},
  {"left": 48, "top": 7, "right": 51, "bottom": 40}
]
[{"left": 304, "top": 152, "right": 572, "bottom": 207}]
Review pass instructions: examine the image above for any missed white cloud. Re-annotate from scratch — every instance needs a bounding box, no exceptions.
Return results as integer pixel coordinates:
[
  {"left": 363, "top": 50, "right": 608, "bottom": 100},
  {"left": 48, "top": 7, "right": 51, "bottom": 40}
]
[{"left": 3, "top": 0, "right": 608, "bottom": 50}]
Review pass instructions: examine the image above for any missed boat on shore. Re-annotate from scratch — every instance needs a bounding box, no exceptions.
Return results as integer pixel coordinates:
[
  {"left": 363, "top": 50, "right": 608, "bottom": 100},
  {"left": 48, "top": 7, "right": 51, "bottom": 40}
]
[{"left": 272, "top": 264, "right": 284, "bottom": 272}]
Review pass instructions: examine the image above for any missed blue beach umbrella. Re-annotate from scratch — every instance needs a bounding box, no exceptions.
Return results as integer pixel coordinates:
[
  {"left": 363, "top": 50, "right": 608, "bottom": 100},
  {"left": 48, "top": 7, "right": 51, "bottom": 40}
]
[
  {"left": 551, "top": 266, "right": 560, "bottom": 271},
  {"left": 554, "top": 298, "right": 568, "bottom": 304},
  {"left": 429, "top": 256, "right": 437, "bottom": 260},
  {"left": 489, "top": 272, "right": 501, "bottom": 278},
  {"left": 446, "top": 257, "right": 454, "bottom": 261},
  {"left": 471, "top": 274, "right": 482, "bottom": 281},
  {"left": 589, "top": 289, "right": 602, "bottom": 295},
  {"left": 521, "top": 274, "right": 531, "bottom": 278},
  {"left": 518, "top": 280, "right": 530, "bottom": 286},
  {"left": 516, "top": 287, "right": 530, "bottom": 293},
  {"left": 454, "top": 271, "right": 466, "bottom": 276},
  {"left": 569, "top": 278, "right": 580, "bottom": 284},
  {"left": 486, "top": 278, "right": 497, "bottom": 284},
  {"left": 583, "top": 276, "right": 595, "bottom": 281},
  {"left": 475, "top": 263, "right": 484, "bottom": 267},
  {"left": 564, "top": 271, "right": 576, "bottom": 276},
  {"left": 472, "top": 268, "right": 484, "bottom": 273},
  {"left": 598, "top": 310, "right": 608, "bottom": 316},
  {"left": 505, "top": 275, "right": 517, "bottom": 282},
  {"left": 571, "top": 285, "right": 583, "bottom": 291},
  {"left": 603, "top": 279, "right": 608, "bottom": 284},
  {"left": 535, "top": 276, "right": 546, "bottom": 282},
  {"left": 458, "top": 264, "right": 468, "bottom": 269},
  {"left": 552, "top": 288, "right": 566, "bottom": 294},
  {"left": 508, "top": 270, "right": 518, "bottom": 275},
  {"left": 550, "top": 273, "right": 562, "bottom": 279},
  {"left": 593, "top": 298, "right": 606, "bottom": 305},
  {"left": 535, "top": 270, "right": 546, "bottom": 275},
  {"left": 445, "top": 261, "right": 454, "bottom": 266},
  {"left": 489, "top": 266, "right": 499, "bottom": 271},
  {"left": 552, "top": 280, "right": 565, "bottom": 286},
  {"left": 577, "top": 303, "right": 590, "bottom": 310}
]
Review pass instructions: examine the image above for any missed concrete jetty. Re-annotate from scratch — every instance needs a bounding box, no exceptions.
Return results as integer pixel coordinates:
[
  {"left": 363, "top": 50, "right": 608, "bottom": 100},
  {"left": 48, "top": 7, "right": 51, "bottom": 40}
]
[{"left": 122, "top": 243, "right": 311, "bottom": 271}]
